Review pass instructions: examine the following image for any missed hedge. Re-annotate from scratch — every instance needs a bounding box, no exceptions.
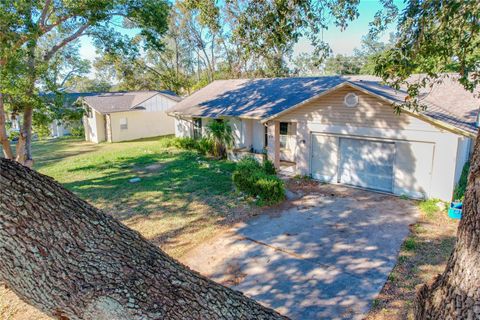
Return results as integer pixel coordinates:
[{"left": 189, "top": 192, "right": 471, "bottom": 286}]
[{"left": 233, "top": 157, "right": 285, "bottom": 205}]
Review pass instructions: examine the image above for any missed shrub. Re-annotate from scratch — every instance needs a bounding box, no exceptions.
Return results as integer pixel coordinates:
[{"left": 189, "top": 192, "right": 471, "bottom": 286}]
[
  {"left": 197, "top": 138, "right": 214, "bottom": 155},
  {"left": 233, "top": 157, "right": 285, "bottom": 205},
  {"left": 205, "top": 120, "right": 233, "bottom": 158},
  {"left": 70, "top": 125, "right": 84, "bottom": 137},
  {"left": 8, "top": 130, "right": 20, "bottom": 141},
  {"left": 263, "top": 158, "right": 276, "bottom": 175},
  {"left": 163, "top": 137, "right": 215, "bottom": 156},
  {"left": 174, "top": 137, "right": 198, "bottom": 150},
  {"left": 453, "top": 161, "right": 470, "bottom": 201}
]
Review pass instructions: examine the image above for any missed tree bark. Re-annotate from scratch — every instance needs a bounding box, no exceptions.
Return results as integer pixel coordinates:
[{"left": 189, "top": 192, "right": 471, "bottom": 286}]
[
  {"left": 15, "top": 106, "right": 34, "bottom": 167},
  {"left": 15, "top": 41, "right": 35, "bottom": 167},
  {"left": 0, "top": 92, "right": 14, "bottom": 159},
  {"left": 414, "top": 130, "right": 480, "bottom": 319},
  {"left": 0, "top": 158, "right": 287, "bottom": 320}
]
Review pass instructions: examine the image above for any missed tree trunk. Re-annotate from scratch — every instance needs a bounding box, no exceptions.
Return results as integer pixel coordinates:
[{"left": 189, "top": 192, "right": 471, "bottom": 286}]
[
  {"left": 0, "top": 92, "right": 14, "bottom": 159},
  {"left": 0, "top": 159, "right": 287, "bottom": 320},
  {"left": 414, "top": 130, "right": 480, "bottom": 319},
  {"left": 15, "top": 41, "right": 36, "bottom": 167},
  {"left": 15, "top": 106, "right": 34, "bottom": 167}
]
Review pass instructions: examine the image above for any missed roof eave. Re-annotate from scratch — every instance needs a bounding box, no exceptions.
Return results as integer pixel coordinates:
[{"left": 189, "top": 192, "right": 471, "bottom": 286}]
[{"left": 262, "top": 81, "right": 476, "bottom": 138}]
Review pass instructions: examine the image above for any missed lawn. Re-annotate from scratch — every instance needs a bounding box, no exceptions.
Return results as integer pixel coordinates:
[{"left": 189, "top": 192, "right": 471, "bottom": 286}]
[
  {"left": 0, "top": 137, "right": 460, "bottom": 320},
  {"left": 366, "top": 200, "right": 459, "bottom": 320},
  {"left": 1, "top": 135, "right": 255, "bottom": 320}
]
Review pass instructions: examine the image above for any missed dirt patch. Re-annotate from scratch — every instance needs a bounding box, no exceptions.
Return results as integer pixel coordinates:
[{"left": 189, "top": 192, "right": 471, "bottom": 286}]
[{"left": 365, "top": 206, "right": 459, "bottom": 320}]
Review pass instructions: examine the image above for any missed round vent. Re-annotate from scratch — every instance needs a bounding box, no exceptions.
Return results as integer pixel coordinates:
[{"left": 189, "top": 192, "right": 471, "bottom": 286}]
[{"left": 344, "top": 92, "right": 359, "bottom": 107}]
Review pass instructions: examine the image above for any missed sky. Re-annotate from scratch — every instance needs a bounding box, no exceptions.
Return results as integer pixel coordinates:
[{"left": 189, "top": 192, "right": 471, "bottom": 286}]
[
  {"left": 78, "top": 0, "right": 406, "bottom": 74},
  {"left": 294, "top": 0, "right": 406, "bottom": 56}
]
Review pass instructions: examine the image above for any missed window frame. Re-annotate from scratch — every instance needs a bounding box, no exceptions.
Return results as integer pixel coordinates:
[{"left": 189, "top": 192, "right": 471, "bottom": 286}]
[
  {"left": 119, "top": 117, "right": 128, "bottom": 130},
  {"left": 279, "top": 122, "right": 290, "bottom": 149},
  {"left": 193, "top": 117, "right": 202, "bottom": 139}
]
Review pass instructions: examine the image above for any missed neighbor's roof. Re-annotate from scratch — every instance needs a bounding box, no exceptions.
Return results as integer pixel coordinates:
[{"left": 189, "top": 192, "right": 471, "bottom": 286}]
[
  {"left": 168, "top": 75, "right": 479, "bottom": 135},
  {"left": 81, "top": 90, "right": 181, "bottom": 114}
]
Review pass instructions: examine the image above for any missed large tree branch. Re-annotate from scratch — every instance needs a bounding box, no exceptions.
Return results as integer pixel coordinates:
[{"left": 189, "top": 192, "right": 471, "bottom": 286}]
[
  {"left": 43, "top": 24, "right": 90, "bottom": 62},
  {"left": 39, "top": 0, "right": 52, "bottom": 28},
  {"left": 0, "top": 159, "right": 287, "bottom": 320}
]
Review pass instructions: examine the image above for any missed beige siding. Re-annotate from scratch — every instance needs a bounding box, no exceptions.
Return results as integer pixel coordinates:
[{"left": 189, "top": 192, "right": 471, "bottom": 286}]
[
  {"left": 83, "top": 110, "right": 105, "bottom": 143},
  {"left": 109, "top": 110, "right": 174, "bottom": 142},
  {"left": 175, "top": 117, "right": 193, "bottom": 138},
  {"left": 277, "top": 87, "right": 437, "bottom": 132},
  {"left": 252, "top": 120, "right": 265, "bottom": 152},
  {"left": 272, "top": 85, "right": 467, "bottom": 201}
]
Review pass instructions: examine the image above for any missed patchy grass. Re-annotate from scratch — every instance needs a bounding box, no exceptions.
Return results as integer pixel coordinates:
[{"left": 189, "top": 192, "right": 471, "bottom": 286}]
[
  {"left": 365, "top": 201, "right": 459, "bottom": 320},
  {"left": 418, "top": 198, "right": 444, "bottom": 218},
  {"left": 1, "top": 135, "right": 256, "bottom": 320}
]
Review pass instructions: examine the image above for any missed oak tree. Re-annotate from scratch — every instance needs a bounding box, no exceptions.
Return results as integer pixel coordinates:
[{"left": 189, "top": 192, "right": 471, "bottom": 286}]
[{"left": 0, "top": 158, "right": 287, "bottom": 320}]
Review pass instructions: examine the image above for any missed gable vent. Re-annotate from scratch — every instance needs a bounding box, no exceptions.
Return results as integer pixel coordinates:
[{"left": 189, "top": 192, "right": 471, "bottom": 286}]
[{"left": 344, "top": 92, "right": 359, "bottom": 108}]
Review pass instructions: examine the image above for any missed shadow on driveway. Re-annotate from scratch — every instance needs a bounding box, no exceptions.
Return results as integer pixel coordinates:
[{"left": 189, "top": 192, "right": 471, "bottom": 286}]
[{"left": 183, "top": 184, "right": 419, "bottom": 320}]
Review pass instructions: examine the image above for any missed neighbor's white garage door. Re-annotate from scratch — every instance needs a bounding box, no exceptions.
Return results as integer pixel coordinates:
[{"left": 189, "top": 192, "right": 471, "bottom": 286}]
[
  {"left": 311, "top": 133, "right": 435, "bottom": 197},
  {"left": 338, "top": 138, "right": 395, "bottom": 192}
]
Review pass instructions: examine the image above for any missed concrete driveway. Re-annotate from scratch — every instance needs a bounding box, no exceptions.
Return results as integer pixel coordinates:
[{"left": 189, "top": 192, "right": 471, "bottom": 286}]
[{"left": 183, "top": 184, "right": 419, "bottom": 320}]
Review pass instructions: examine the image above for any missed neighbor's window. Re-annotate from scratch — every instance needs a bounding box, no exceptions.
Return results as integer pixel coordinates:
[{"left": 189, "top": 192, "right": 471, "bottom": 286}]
[
  {"left": 279, "top": 122, "right": 289, "bottom": 148},
  {"left": 120, "top": 117, "right": 128, "bottom": 130},
  {"left": 193, "top": 118, "right": 202, "bottom": 139}
]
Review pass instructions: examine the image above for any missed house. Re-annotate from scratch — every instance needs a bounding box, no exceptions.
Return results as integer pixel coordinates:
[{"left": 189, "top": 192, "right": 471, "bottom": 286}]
[
  {"left": 48, "top": 92, "right": 99, "bottom": 138},
  {"left": 81, "top": 91, "right": 181, "bottom": 143},
  {"left": 168, "top": 75, "right": 479, "bottom": 201}
]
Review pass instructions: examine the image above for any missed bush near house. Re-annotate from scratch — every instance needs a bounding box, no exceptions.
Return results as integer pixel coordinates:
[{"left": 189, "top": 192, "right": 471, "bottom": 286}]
[
  {"left": 263, "top": 158, "right": 277, "bottom": 175},
  {"left": 164, "top": 137, "right": 214, "bottom": 155},
  {"left": 453, "top": 161, "right": 470, "bottom": 201},
  {"left": 232, "top": 157, "right": 285, "bottom": 205}
]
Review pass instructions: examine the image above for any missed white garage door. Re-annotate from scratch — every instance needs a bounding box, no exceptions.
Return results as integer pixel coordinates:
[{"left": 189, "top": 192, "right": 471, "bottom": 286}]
[
  {"left": 311, "top": 135, "right": 339, "bottom": 182},
  {"left": 338, "top": 138, "right": 395, "bottom": 192}
]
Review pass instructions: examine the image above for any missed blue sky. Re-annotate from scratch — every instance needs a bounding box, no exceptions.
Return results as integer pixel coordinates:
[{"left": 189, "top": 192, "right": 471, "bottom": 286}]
[
  {"left": 294, "top": 0, "right": 406, "bottom": 55},
  {"left": 79, "top": 0, "right": 406, "bottom": 70}
]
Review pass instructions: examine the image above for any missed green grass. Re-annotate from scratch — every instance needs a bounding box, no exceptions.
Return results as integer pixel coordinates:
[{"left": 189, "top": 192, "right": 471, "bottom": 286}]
[
  {"left": 418, "top": 198, "right": 444, "bottom": 218},
  {"left": 2, "top": 135, "right": 254, "bottom": 320},
  {"left": 403, "top": 237, "right": 417, "bottom": 251},
  {"left": 28, "top": 135, "right": 244, "bottom": 258}
]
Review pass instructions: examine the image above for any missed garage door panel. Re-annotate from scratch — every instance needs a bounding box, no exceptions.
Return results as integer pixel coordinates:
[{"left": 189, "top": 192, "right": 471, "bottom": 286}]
[
  {"left": 394, "top": 141, "right": 434, "bottom": 198},
  {"left": 311, "top": 135, "right": 338, "bottom": 182},
  {"left": 339, "top": 138, "right": 394, "bottom": 192}
]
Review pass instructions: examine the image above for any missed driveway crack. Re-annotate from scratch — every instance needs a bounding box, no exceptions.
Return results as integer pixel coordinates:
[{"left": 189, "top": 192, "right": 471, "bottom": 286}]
[{"left": 239, "top": 236, "right": 383, "bottom": 281}]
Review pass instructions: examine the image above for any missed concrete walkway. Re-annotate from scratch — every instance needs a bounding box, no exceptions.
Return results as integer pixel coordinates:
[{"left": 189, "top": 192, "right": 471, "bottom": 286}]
[{"left": 183, "top": 185, "right": 419, "bottom": 320}]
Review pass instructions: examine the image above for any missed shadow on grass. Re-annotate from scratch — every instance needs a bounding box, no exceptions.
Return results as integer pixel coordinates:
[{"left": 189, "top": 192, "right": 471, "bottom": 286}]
[
  {"left": 61, "top": 149, "right": 242, "bottom": 256},
  {"left": 32, "top": 137, "right": 100, "bottom": 170}
]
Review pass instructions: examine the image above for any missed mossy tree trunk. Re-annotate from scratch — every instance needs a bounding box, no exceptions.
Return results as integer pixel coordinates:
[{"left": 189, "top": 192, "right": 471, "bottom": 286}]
[{"left": 0, "top": 159, "right": 287, "bottom": 320}]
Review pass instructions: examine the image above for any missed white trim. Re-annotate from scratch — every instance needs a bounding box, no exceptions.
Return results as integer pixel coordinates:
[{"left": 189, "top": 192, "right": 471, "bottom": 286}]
[{"left": 262, "top": 81, "right": 475, "bottom": 138}]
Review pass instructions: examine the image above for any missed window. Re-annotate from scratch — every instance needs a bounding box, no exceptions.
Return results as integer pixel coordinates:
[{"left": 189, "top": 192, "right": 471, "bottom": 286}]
[
  {"left": 119, "top": 118, "right": 128, "bottom": 130},
  {"left": 264, "top": 126, "right": 268, "bottom": 147},
  {"left": 279, "top": 122, "right": 289, "bottom": 148},
  {"left": 193, "top": 118, "right": 202, "bottom": 139},
  {"left": 344, "top": 92, "right": 359, "bottom": 107}
]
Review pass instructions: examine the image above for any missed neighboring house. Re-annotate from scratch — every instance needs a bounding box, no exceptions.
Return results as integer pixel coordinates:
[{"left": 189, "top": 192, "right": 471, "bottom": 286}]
[
  {"left": 48, "top": 92, "right": 99, "bottom": 138},
  {"left": 81, "top": 91, "right": 181, "bottom": 143},
  {"left": 168, "top": 75, "right": 479, "bottom": 201}
]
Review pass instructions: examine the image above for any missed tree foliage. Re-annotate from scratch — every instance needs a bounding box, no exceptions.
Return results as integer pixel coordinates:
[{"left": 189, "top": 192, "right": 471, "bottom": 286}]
[
  {"left": 374, "top": 0, "right": 480, "bottom": 109},
  {"left": 0, "top": 0, "right": 171, "bottom": 163}
]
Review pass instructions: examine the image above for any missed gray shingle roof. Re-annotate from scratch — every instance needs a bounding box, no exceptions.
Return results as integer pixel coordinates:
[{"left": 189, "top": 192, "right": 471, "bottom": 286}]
[
  {"left": 169, "top": 75, "right": 479, "bottom": 135},
  {"left": 82, "top": 90, "right": 181, "bottom": 114}
]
